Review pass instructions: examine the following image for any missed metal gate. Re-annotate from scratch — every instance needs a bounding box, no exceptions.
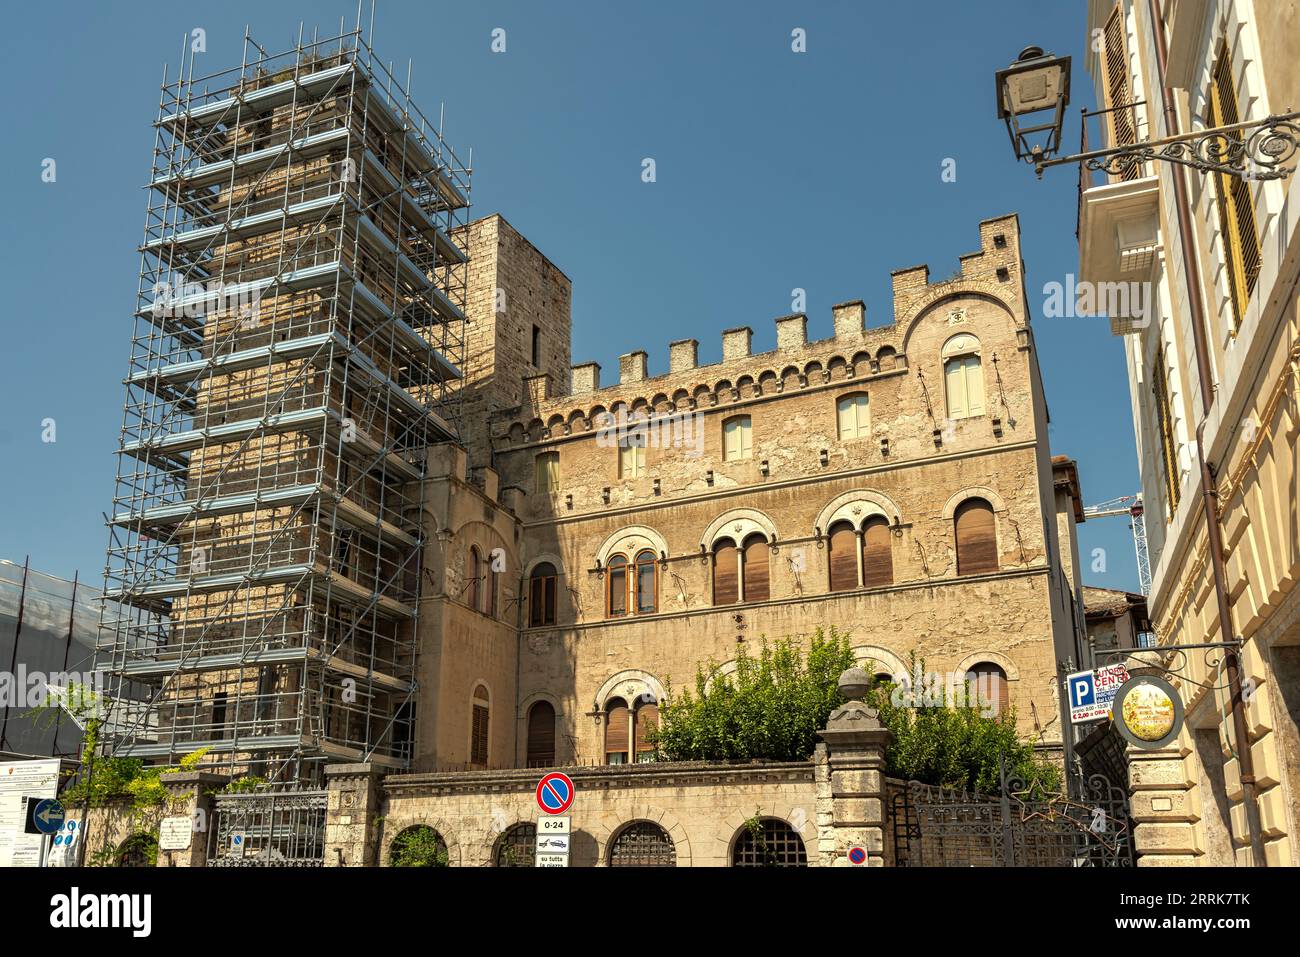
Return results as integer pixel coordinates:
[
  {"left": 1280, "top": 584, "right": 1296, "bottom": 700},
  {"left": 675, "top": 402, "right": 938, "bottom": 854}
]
[
  {"left": 889, "top": 767, "right": 1134, "bottom": 867},
  {"left": 207, "top": 789, "right": 327, "bottom": 867}
]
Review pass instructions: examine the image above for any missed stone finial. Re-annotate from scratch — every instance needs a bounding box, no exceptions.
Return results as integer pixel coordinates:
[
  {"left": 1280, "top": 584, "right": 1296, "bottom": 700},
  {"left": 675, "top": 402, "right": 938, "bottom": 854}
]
[
  {"left": 838, "top": 667, "right": 872, "bottom": 702},
  {"left": 669, "top": 338, "right": 699, "bottom": 373},
  {"left": 571, "top": 362, "right": 601, "bottom": 394},
  {"left": 722, "top": 326, "right": 752, "bottom": 361},
  {"left": 831, "top": 300, "right": 865, "bottom": 339},
  {"left": 619, "top": 351, "right": 648, "bottom": 384}
]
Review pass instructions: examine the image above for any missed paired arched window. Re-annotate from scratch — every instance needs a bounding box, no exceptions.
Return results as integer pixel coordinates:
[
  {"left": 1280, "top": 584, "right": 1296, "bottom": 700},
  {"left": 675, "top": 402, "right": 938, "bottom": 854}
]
[
  {"left": 942, "top": 333, "right": 984, "bottom": 419},
  {"left": 609, "top": 821, "right": 676, "bottom": 867},
  {"left": 712, "top": 534, "right": 770, "bottom": 604},
  {"left": 722, "top": 415, "right": 752, "bottom": 461},
  {"left": 965, "top": 662, "right": 1009, "bottom": 714},
  {"left": 529, "top": 562, "right": 557, "bottom": 626},
  {"left": 606, "top": 550, "right": 658, "bottom": 618},
  {"left": 526, "top": 700, "right": 556, "bottom": 767},
  {"left": 836, "top": 392, "right": 870, "bottom": 441},
  {"left": 954, "top": 498, "right": 998, "bottom": 575},
  {"left": 604, "top": 695, "right": 658, "bottom": 764},
  {"left": 828, "top": 516, "right": 894, "bottom": 591},
  {"left": 732, "top": 819, "right": 807, "bottom": 867},
  {"left": 470, "top": 683, "right": 490, "bottom": 766}
]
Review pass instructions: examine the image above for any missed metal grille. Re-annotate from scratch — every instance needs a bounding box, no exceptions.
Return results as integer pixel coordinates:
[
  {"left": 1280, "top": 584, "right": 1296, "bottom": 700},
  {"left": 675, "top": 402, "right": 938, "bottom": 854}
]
[
  {"left": 495, "top": 824, "right": 536, "bottom": 867},
  {"left": 207, "top": 789, "right": 326, "bottom": 866},
  {"left": 731, "top": 819, "right": 807, "bottom": 867},
  {"left": 608, "top": 821, "right": 676, "bottom": 867},
  {"left": 116, "top": 833, "right": 158, "bottom": 868}
]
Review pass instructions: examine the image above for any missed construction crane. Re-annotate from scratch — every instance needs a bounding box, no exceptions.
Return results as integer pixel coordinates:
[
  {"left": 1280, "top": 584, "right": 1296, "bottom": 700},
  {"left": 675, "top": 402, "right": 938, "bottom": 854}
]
[{"left": 1082, "top": 493, "right": 1150, "bottom": 595}]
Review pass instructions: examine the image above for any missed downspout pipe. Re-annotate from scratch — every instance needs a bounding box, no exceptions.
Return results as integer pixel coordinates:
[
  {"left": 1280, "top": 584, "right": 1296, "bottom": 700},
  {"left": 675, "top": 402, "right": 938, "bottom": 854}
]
[{"left": 1146, "top": 0, "right": 1266, "bottom": 865}]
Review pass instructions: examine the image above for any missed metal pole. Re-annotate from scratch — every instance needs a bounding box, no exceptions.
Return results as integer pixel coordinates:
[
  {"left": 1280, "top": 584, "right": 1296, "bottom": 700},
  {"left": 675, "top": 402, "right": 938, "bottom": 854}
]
[{"left": 1146, "top": 0, "right": 1266, "bottom": 865}]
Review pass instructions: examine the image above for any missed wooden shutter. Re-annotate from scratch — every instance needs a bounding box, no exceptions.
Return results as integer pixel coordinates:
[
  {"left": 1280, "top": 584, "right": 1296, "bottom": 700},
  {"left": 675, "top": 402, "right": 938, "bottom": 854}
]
[
  {"left": 713, "top": 541, "right": 739, "bottom": 604},
  {"left": 828, "top": 522, "right": 858, "bottom": 592},
  {"left": 634, "top": 703, "right": 658, "bottom": 756},
  {"left": 861, "top": 517, "right": 893, "bottom": 588},
  {"left": 837, "top": 394, "right": 869, "bottom": 440},
  {"left": 471, "top": 702, "right": 489, "bottom": 765},
  {"left": 469, "top": 548, "right": 481, "bottom": 612},
  {"left": 967, "top": 665, "right": 1009, "bottom": 714},
  {"left": 955, "top": 499, "right": 998, "bottom": 575},
  {"left": 1152, "top": 350, "right": 1181, "bottom": 516},
  {"left": 965, "top": 356, "right": 985, "bottom": 416},
  {"left": 1102, "top": 4, "right": 1139, "bottom": 180},
  {"left": 527, "top": 701, "right": 555, "bottom": 767},
  {"left": 635, "top": 551, "right": 657, "bottom": 614},
  {"left": 608, "top": 557, "right": 627, "bottom": 617},
  {"left": 605, "top": 700, "right": 630, "bottom": 762},
  {"left": 945, "top": 358, "right": 968, "bottom": 419},
  {"left": 1210, "top": 43, "right": 1260, "bottom": 330},
  {"left": 742, "top": 535, "right": 770, "bottom": 602}
]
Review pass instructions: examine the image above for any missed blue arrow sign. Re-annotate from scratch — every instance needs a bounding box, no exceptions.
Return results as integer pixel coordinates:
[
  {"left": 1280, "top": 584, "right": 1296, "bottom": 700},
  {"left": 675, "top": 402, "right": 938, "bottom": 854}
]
[{"left": 33, "top": 799, "right": 66, "bottom": 835}]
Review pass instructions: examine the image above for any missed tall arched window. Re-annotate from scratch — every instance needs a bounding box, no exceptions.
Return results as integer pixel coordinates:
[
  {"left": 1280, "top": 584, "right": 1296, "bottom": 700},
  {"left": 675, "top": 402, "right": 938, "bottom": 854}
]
[
  {"left": 965, "top": 662, "right": 1009, "bottom": 715},
  {"left": 633, "top": 697, "right": 659, "bottom": 762},
  {"left": 741, "top": 534, "right": 770, "bottom": 602},
  {"left": 605, "top": 697, "right": 630, "bottom": 764},
  {"left": 942, "top": 333, "right": 984, "bottom": 420},
  {"left": 468, "top": 547, "right": 482, "bottom": 612},
  {"left": 954, "top": 498, "right": 998, "bottom": 575},
  {"left": 607, "top": 555, "right": 629, "bottom": 618},
  {"left": 529, "top": 562, "right": 557, "bottom": 626},
  {"left": 836, "top": 392, "right": 870, "bottom": 441},
  {"left": 731, "top": 819, "right": 807, "bottom": 867},
  {"left": 827, "top": 520, "right": 858, "bottom": 592},
  {"left": 526, "top": 700, "right": 556, "bottom": 767},
  {"left": 722, "top": 415, "right": 752, "bottom": 461},
  {"left": 635, "top": 550, "right": 658, "bottom": 614},
  {"left": 713, "top": 538, "right": 739, "bottom": 605},
  {"left": 609, "top": 821, "right": 676, "bottom": 866},
  {"left": 470, "top": 683, "right": 490, "bottom": 766},
  {"left": 861, "top": 516, "right": 893, "bottom": 587}
]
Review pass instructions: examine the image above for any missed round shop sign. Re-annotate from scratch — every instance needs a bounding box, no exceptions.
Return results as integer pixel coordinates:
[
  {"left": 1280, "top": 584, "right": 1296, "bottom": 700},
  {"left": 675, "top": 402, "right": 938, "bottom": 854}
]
[{"left": 1112, "top": 674, "right": 1183, "bottom": 750}]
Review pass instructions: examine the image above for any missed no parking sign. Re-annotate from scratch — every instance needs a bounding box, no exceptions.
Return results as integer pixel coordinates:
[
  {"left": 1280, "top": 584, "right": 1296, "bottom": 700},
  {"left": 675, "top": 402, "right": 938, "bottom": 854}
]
[{"left": 535, "top": 772, "right": 575, "bottom": 815}]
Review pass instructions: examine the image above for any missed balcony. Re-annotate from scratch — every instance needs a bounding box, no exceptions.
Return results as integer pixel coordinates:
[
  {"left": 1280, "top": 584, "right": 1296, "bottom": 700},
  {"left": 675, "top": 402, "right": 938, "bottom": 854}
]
[{"left": 1075, "top": 101, "right": 1162, "bottom": 335}]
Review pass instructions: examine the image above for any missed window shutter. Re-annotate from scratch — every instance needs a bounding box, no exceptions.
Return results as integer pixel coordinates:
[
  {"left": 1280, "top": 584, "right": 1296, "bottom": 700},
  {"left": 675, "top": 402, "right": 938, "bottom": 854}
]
[
  {"left": 1152, "top": 350, "right": 1181, "bottom": 516},
  {"left": 742, "top": 535, "right": 770, "bottom": 602},
  {"left": 634, "top": 703, "right": 658, "bottom": 756},
  {"left": 837, "top": 394, "right": 869, "bottom": 440},
  {"left": 828, "top": 523, "right": 858, "bottom": 592},
  {"left": 1102, "top": 4, "right": 1139, "bottom": 180},
  {"left": 861, "top": 516, "right": 893, "bottom": 588},
  {"left": 967, "top": 664, "right": 1009, "bottom": 714},
  {"left": 713, "top": 541, "right": 739, "bottom": 604},
  {"left": 955, "top": 499, "right": 998, "bottom": 575},
  {"left": 635, "top": 550, "right": 657, "bottom": 614},
  {"left": 1210, "top": 44, "right": 1260, "bottom": 330},
  {"left": 741, "top": 418, "right": 752, "bottom": 458},
  {"left": 605, "top": 700, "right": 630, "bottom": 762},
  {"left": 945, "top": 358, "right": 968, "bottom": 419},
  {"left": 469, "top": 548, "right": 481, "bottom": 612},
  {"left": 608, "top": 557, "right": 628, "bottom": 617},
  {"left": 527, "top": 701, "right": 555, "bottom": 767},
  {"left": 965, "top": 356, "right": 985, "bottom": 416},
  {"left": 724, "top": 419, "right": 739, "bottom": 460},
  {"left": 471, "top": 704, "right": 489, "bottom": 765}
]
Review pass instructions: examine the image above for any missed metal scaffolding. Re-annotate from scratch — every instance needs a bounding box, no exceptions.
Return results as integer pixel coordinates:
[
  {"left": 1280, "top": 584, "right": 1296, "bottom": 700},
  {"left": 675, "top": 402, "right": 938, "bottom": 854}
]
[{"left": 97, "top": 19, "right": 471, "bottom": 784}]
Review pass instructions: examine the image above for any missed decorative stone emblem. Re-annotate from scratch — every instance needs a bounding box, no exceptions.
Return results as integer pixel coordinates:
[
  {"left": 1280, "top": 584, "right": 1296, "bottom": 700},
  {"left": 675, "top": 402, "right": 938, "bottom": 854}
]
[{"left": 948, "top": 308, "right": 968, "bottom": 325}]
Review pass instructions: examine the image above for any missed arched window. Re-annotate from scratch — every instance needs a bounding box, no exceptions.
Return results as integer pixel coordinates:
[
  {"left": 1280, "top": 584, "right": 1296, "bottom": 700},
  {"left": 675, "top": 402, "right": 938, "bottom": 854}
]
[
  {"left": 741, "top": 534, "right": 770, "bottom": 602},
  {"left": 495, "top": 823, "right": 537, "bottom": 867},
  {"left": 633, "top": 696, "right": 659, "bottom": 763},
  {"left": 526, "top": 700, "right": 556, "bottom": 767},
  {"left": 954, "top": 498, "right": 998, "bottom": 575},
  {"left": 605, "top": 697, "right": 630, "bottom": 764},
  {"left": 827, "top": 520, "right": 858, "bottom": 592},
  {"left": 965, "top": 662, "right": 1009, "bottom": 715},
  {"left": 529, "top": 562, "right": 557, "bottom": 627},
  {"left": 609, "top": 821, "right": 676, "bottom": 867},
  {"left": 389, "top": 825, "right": 448, "bottom": 867},
  {"left": 836, "top": 392, "right": 870, "bottom": 441},
  {"left": 943, "top": 333, "right": 984, "bottom": 419},
  {"left": 731, "top": 819, "right": 807, "bottom": 867},
  {"left": 471, "top": 683, "right": 490, "bottom": 766},
  {"left": 535, "top": 451, "right": 560, "bottom": 492},
  {"left": 713, "top": 538, "right": 739, "bottom": 605},
  {"left": 468, "top": 547, "right": 482, "bottom": 612},
  {"left": 722, "top": 415, "right": 752, "bottom": 461},
  {"left": 635, "top": 550, "right": 658, "bottom": 614},
  {"left": 861, "top": 516, "right": 893, "bottom": 588},
  {"left": 115, "top": 833, "right": 158, "bottom": 868},
  {"left": 607, "top": 555, "right": 629, "bottom": 618}
]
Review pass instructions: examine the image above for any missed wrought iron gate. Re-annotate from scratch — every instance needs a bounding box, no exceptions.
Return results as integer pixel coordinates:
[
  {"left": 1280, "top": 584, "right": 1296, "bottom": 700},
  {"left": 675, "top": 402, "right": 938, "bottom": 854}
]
[
  {"left": 889, "top": 767, "right": 1134, "bottom": 867},
  {"left": 206, "top": 789, "right": 327, "bottom": 867}
]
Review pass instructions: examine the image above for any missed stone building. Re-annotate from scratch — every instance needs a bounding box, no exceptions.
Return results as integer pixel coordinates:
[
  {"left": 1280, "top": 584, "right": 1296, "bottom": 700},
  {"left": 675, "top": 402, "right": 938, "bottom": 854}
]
[
  {"left": 1076, "top": 0, "right": 1300, "bottom": 866},
  {"left": 413, "top": 210, "right": 1087, "bottom": 780}
]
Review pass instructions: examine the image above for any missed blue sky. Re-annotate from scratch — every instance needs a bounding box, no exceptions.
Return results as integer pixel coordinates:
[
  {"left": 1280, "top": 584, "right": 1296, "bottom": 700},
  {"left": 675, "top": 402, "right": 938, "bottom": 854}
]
[{"left": 0, "top": 0, "right": 1143, "bottom": 591}]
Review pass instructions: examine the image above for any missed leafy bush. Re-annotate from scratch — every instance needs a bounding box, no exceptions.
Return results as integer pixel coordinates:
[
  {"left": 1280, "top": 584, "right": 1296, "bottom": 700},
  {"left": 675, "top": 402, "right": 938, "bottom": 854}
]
[{"left": 389, "top": 826, "right": 449, "bottom": 867}]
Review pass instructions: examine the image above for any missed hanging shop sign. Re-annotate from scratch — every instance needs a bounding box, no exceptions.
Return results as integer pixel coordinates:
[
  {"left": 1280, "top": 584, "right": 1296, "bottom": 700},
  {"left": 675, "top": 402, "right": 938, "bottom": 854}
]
[{"left": 1112, "top": 674, "right": 1184, "bottom": 750}]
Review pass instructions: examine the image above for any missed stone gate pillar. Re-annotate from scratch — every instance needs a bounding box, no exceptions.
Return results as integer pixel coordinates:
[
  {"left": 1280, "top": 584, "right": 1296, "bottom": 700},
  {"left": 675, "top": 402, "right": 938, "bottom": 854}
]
[
  {"left": 816, "top": 667, "right": 891, "bottom": 866},
  {"left": 157, "top": 770, "right": 227, "bottom": 867},
  {"left": 325, "top": 763, "right": 385, "bottom": 867}
]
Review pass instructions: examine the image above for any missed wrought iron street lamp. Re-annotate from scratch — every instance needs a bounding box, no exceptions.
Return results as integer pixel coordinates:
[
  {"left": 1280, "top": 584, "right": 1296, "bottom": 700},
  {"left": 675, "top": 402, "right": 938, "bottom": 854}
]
[{"left": 996, "top": 45, "right": 1300, "bottom": 180}]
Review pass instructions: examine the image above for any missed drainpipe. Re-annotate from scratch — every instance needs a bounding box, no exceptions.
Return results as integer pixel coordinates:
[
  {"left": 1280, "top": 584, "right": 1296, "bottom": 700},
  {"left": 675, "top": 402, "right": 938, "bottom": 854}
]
[{"left": 1146, "top": 0, "right": 1266, "bottom": 865}]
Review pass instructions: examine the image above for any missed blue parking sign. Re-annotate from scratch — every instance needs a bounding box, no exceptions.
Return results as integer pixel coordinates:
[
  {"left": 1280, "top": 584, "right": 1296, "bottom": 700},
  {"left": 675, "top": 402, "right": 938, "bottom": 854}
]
[{"left": 1069, "top": 672, "right": 1096, "bottom": 708}]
